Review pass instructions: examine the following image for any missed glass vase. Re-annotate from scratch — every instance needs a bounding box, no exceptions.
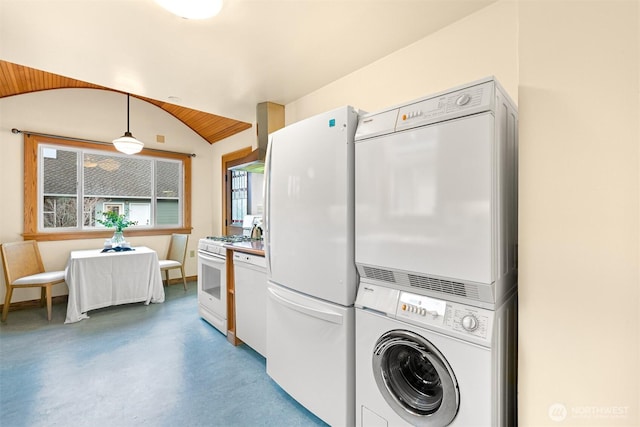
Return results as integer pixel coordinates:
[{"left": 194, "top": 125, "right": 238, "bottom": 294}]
[{"left": 111, "top": 231, "right": 125, "bottom": 247}]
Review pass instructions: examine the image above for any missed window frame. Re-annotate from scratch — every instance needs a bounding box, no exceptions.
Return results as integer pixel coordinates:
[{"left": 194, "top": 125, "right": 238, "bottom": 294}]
[{"left": 23, "top": 133, "right": 192, "bottom": 242}]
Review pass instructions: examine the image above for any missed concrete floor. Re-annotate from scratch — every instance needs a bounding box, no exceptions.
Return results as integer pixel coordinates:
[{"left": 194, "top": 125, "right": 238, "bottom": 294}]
[{"left": 0, "top": 282, "right": 327, "bottom": 427}]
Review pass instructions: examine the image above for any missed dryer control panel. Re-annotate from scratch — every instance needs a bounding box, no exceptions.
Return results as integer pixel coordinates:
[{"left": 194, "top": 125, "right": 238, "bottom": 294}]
[
  {"left": 395, "top": 81, "right": 493, "bottom": 132},
  {"left": 355, "top": 78, "right": 497, "bottom": 142}
]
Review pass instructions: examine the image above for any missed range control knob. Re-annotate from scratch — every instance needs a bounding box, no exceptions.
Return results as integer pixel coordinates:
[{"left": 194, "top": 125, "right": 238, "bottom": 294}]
[{"left": 461, "top": 314, "right": 479, "bottom": 332}]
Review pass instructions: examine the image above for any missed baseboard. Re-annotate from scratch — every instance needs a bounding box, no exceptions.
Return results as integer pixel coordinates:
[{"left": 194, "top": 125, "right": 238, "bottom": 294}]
[
  {"left": 0, "top": 295, "right": 69, "bottom": 313},
  {"left": 165, "top": 275, "right": 197, "bottom": 286}
]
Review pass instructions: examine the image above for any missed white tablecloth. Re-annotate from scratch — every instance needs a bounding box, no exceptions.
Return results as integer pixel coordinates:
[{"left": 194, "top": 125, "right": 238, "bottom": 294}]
[{"left": 64, "top": 246, "right": 165, "bottom": 323}]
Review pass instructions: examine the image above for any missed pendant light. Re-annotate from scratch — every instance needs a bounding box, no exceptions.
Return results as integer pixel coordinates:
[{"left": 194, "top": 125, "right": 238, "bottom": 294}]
[
  {"left": 154, "top": 0, "right": 223, "bottom": 20},
  {"left": 113, "top": 93, "right": 144, "bottom": 155}
]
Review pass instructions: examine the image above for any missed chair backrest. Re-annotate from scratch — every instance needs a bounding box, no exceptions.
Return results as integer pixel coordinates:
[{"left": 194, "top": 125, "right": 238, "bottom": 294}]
[
  {"left": 166, "top": 234, "right": 189, "bottom": 263},
  {"left": 1, "top": 240, "right": 46, "bottom": 285}
]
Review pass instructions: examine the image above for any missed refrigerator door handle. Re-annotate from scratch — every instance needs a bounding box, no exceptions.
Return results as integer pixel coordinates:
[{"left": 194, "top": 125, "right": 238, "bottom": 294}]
[
  {"left": 264, "top": 134, "right": 273, "bottom": 276},
  {"left": 268, "top": 286, "right": 344, "bottom": 325}
]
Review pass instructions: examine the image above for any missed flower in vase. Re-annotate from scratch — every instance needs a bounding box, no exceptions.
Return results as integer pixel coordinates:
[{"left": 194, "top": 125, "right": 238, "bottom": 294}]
[{"left": 97, "top": 210, "right": 137, "bottom": 232}]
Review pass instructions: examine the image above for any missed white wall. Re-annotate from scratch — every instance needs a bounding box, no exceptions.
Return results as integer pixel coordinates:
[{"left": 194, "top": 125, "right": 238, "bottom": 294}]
[
  {"left": 286, "top": 0, "right": 639, "bottom": 425},
  {"left": 0, "top": 88, "right": 254, "bottom": 302}
]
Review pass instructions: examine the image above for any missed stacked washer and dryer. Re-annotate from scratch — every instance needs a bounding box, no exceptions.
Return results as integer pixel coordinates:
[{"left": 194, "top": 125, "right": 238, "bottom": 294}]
[{"left": 354, "top": 77, "right": 518, "bottom": 426}]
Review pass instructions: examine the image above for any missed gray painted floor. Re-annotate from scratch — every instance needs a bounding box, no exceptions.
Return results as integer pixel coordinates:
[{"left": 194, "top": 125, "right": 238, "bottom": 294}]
[{"left": 0, "top": 282, "right": 327, "bottom": 427}]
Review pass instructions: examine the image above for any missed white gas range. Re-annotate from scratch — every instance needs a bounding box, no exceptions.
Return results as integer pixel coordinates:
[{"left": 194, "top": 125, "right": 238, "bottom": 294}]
[{"left": 197, "top": 230, "right": 261, "bottom": 335}]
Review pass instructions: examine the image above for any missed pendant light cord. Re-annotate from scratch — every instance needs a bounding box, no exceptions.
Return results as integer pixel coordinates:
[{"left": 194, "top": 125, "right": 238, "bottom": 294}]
[{"left": 126, "top": 93, "right": 131, "bottom": 133}]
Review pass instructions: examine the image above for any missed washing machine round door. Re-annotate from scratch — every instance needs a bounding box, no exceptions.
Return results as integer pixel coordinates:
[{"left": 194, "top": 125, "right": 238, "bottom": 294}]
[{"left": 372, "top": 330, "right": 460, "bottom": 426}]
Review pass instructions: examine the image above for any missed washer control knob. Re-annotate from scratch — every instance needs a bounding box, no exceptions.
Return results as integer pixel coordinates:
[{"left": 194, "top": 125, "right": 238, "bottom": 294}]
[
  {"left": 456, "top": 93, "right": 471, "bottom": 106},
  {"left": 461, "top": 314, "right": 479, "bottom": 331}
]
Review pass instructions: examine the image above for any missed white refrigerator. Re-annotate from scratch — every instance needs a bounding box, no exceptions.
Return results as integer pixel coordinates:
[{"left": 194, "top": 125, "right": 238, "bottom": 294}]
[{"left": 264, "top": 106, "right": 359, "bottom": 427}]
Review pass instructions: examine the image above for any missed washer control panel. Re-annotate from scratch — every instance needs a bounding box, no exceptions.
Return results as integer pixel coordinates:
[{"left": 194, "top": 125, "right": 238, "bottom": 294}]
[
  {"left": 396, "top": 292, "right": 448, "bottom": 328},
  {"left": 356, "top": 283, "right": 494, "bottom": 344},
  {"left": 395, "top": 290, "right": 493, "bottom": 342},
  {"left": 443, "top": 306, "right": 490, "bottom": 339}
]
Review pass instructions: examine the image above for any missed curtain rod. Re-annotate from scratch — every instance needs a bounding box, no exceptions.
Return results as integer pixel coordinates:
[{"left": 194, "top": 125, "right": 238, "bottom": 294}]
[{"left": 11, "top": 128, "right": 196, "bottom": 158}]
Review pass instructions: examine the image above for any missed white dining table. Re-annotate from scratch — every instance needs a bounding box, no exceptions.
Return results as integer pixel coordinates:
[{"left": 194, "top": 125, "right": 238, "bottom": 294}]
[{"left": 64, "top": 246, "right": 165, "bottom": 324}]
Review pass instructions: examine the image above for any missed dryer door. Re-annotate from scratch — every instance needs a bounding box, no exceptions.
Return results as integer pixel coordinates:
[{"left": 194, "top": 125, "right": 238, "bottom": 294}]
[{"left": 372, "top": 330, "right": 459, "bottom": 426}]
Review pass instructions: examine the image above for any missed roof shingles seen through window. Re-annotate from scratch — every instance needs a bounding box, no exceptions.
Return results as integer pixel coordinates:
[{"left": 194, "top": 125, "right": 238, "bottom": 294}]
[
  {"left": 84, "top": 154, "right": 152, "bottom": 198},
  {"left": 43, "top": 148, "right": 182, "bottom": 203},
  {"left": 43, "top": 149, "right": 77, "bottom": 195}
]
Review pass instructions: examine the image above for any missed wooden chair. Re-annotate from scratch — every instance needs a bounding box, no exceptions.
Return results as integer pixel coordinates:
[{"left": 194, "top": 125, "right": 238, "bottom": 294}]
[
  {"left": 1, "top": 240, "right": 66, "bottom": 322},
  {"left": 158, "top": 234, "right": 189, "bottom": 291}
]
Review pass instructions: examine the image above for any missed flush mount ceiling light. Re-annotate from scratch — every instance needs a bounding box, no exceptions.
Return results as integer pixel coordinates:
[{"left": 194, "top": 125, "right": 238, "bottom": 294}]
[
  {"left": 112, "top": 93, "right": 144, "bottom": 155},
  {"left": 154, "top": 0, "right": 223, "bottom": 19}
]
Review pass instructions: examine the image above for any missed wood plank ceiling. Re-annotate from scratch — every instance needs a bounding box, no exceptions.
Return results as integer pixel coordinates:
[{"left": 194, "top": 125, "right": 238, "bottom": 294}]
[{"left": 0, "top": 60, "right": 252, "bottom": 144}]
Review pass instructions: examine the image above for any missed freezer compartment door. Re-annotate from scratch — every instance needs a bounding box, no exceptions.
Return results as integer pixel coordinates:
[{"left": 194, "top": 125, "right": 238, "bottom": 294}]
[{"left": 266, "top": 282, "right": 355, "bottom": 427}]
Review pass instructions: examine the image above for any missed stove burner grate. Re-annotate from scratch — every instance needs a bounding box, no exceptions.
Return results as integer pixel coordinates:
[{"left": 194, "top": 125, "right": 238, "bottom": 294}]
[{"left": 205, "top": 235, "right": 257, "bottom": 243}]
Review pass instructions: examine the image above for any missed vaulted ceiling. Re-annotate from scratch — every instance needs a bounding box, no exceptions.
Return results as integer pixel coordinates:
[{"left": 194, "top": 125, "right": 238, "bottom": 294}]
[{"left": 0, "top": 60, "right": 251, "bottom": 144}]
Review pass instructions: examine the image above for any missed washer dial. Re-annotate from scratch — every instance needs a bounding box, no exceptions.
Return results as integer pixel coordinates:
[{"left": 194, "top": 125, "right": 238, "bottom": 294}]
[{"left": 461, "top": 314, "right": 479, "bottom": 332}]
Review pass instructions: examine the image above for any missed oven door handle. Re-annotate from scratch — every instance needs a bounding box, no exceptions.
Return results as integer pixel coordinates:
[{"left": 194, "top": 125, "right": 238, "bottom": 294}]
[{"left": 198, "top": 251, "right": 225, "bottom": 264}]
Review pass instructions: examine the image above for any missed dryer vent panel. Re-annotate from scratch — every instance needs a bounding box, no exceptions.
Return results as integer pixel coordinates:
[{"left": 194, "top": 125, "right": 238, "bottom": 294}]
[
  {"left": 408, "top": 274, "right": 479, "bottom": 300},
  {"left": 363, "top": 266, "right": 396, "bottom": 283}
]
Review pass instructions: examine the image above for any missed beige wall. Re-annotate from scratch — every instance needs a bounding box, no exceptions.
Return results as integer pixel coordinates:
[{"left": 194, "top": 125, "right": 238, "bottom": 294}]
[
  {"left": 518, "top": 1, "right": 639, "bottom": 425},
  {"left": 286, "top": 0, "right": 639, "bottom": 425},
  {"left": 0, "top": 88, "right": 254, "bottom": 302},
  {"left": 286, "top": 0, "right": 518, "bottom": 123}
]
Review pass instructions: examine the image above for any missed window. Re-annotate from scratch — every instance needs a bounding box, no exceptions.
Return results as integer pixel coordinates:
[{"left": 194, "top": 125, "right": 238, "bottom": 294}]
[
  {"left": 23, "top": 134, "right": 192, "bottom": 241},
  {"left": 221, "top": 146, "right": 252, "bottom": 236},
  {"left": 230, "top": 170, "right": 249, "bottom": 227}
]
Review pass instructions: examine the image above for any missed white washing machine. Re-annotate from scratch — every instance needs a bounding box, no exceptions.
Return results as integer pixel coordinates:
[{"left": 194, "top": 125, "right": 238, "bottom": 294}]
[{"left": 355, "top": 282, "right": 517, "bottom": 427}]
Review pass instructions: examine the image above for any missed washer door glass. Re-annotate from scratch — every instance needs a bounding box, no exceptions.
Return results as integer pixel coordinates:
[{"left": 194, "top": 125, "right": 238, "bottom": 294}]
[{"left": 373, "top": 330, "right": 459, "bottom": 426}]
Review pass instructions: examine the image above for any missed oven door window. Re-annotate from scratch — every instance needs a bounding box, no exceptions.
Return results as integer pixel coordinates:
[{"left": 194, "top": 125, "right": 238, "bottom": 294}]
[
  {"left": 372, "top": 330, "right": 459, "bottom": 426},
  {"left": 201, "top": 261, "right": 222, "bottom": 299}
]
